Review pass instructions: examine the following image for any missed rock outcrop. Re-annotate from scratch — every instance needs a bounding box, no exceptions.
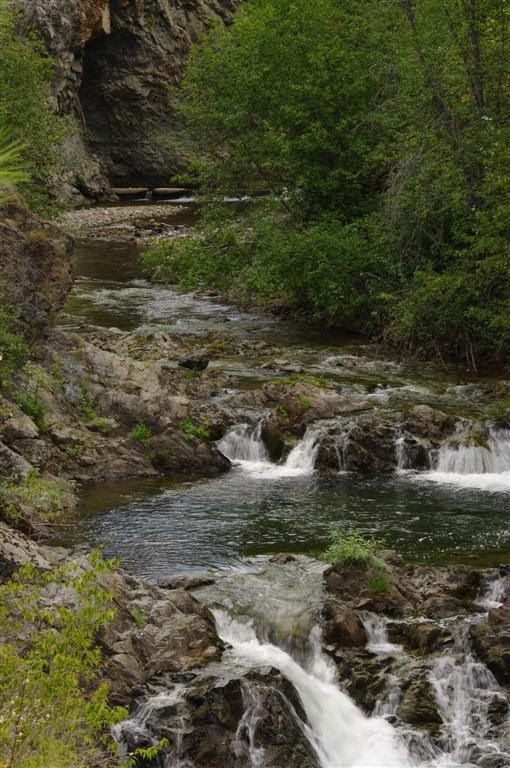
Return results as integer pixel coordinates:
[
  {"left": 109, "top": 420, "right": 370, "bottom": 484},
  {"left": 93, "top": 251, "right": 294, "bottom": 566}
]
[
  {"left": 20, "top": 0, "right": 238, "bottom": 202},
  {"left": 0, "top": 196, "right": 73, "bottom": 334}
]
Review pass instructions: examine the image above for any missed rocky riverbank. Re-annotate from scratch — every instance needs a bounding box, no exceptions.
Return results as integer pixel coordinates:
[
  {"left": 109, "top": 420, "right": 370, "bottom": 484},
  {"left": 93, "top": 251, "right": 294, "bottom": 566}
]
[{"left": 2, "top": 516, "right": 509, "bottom": 767}]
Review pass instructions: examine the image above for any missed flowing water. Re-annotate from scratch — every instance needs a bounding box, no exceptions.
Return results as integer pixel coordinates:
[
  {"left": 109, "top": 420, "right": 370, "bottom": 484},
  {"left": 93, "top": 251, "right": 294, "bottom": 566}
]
[
  {"left": 113, "top": 559, "right": 510, "bottom": 767},
  {"left": 62, "top": 205, "right": 510, "bottom": 767},
  {"left": 60, "top": 208, "right": 510, "bottom": 573}
]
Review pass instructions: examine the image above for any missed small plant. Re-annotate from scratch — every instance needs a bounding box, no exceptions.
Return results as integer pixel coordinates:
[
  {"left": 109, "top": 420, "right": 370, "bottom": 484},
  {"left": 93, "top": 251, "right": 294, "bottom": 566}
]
[
  {"left": 0, "top": 469, "right": 70, "bottom": 529},
  {"left": 179, "top": 418, "right": 210, "bottom": 440},
  {"left": 79, "top": 391, "right": 96, "bottom": 422},
  {"left": 15, "top": 387, "right": 46, "bottom": 430},
  {"left": 131, "top": 606, "right": 146, "bottom": 628},
  {"left": 132, "top": 422, "right": 152, "bottom": 444},
  {"left": 299, "top": 395, "right": 311, "bottom": 411},
  {"left": 277, "top": 404, "right": 289, "bottom": 419},
  {"left": 321, "top": 526, "right": 383, "bottom": 569},
  {"left": 182, "top": 368, "right": 198, "bottom": 381},
  {"left": 321, "top": 526, "right": 391, "bottom": 593},
  {"left": 368, "top": 572, "right": 391, "bottom": 593}
]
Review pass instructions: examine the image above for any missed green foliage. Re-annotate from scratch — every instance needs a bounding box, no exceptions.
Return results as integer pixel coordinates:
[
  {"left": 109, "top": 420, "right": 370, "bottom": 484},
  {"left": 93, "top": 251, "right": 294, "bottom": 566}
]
[
  {"left": 0, "top": 127, "right": 27, "bottom": 195},
  {"left": 0, "top": 470, "right": 69, "bottom": 529},
  {"left": 0, "top": 555, "right": 127, "bottom": 767},
  {"left": 179, "top": 418, "right": 210, "bottom": 440},
  {"left": 15, "top": 387, "right": 46, "bottom": 431},
  {"left": 153, "top": 0, "right": 510, "bottom": 367},
  {"left": 78, "top": 392, "right": 96, "bottom": 423},
  {"left": 367, "top": 572, "right": 391, "bottom": 594},
  {"left": 131, "top": 606, "right": 146, "bottom": 629},
  {"left": 0, "top": 3, "right": 67, "bottom": 214},
  {"left": 131, "top": 422, "right": 152, "bottom": 445},
  {"left": 321, "top": 526, "right": 383, "bottom": 569},
  {"left": 0, "top": 301, "right": 27, "bottom": 385},
  {"left": 299, "top": 395, "right": 311, "bottom": 412}
]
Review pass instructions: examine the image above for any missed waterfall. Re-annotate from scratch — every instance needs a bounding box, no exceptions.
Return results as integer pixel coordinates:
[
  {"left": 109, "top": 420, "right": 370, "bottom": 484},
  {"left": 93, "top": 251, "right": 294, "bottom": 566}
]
[
  {"left": 361, "top": 613, "right": 403, "bottom": 655},
  {"left": 422, "top": 426, "right": 510, "bottom": 490},
  {"left": 214, "top": 610, "right": 411, "bottom": 768},
  {"left": 429, "top": 621, "right": 507, "bottom": 766},
  {"left": 436, "top": 428, "right": 510, "bottom": 474},
  {"left": 217, "top": 422, "right": 269, "bottom": 463},
  {"left": 234, "top": 681, "right": 267, "bottom": 767},
  {"left": 395, "top": 433, "right": 409, "bottom": 471},
  {"left": 113, "top": 562, "right": 510, "bottom": 768},
  {"left": 218, "top": 423, "right": 321, "bottom": 478},
  {"left": 112, "top": 687, "right": 188, "bottom": 764},
  {"left": 283, "top": 426, "right": 321, "bottom": 473}
]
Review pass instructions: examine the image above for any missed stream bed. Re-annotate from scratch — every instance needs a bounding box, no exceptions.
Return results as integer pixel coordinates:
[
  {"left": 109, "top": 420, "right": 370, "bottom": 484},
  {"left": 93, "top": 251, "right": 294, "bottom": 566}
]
[
  {"left": 62, "top": 204, "right": 510, "bottom": 577},
  {"left": 59, "top": 204, "right": 510, "bottom": 768}
]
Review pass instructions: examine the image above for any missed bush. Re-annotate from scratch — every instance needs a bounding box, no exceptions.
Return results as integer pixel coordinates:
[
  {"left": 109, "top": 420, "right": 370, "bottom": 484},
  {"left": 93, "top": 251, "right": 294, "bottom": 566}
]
[
  {"left": 0, "top": 301, "right": 27, "bottom": 385},
  {"left": 0, "top": 4, "right": 68, "bottom": 214},
  {"left": 321, "top": 526, "right": 384, "bottom": 569},
  {"left": 321, "top": 526, "right": 391, "bottom": 594},
  {"left": 15, "top": 387, "right": 46, "bottom": 430},
  {"left": 0, "top": 555, "right": 127, "bottom": 767},
  {"left": 179, "top": 418, "right": 210, "bottom": 440},
  {"left": 131, "top": 422, "right": 152, "bottom": 444},
  {"left": 0, "top": 470, "right": 70, "bottom": 532}
]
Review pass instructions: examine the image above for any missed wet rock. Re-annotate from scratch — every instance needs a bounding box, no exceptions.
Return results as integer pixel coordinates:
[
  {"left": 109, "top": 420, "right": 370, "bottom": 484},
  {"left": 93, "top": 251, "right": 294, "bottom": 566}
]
[
  {"left": 269, "top": 553, "right": 296, "bottom": 565},
  {"left": 397, "top": 670, "right": 442, "bottom": 731},
  {"left": 404, "top": 622, "right": 448, "bottom": 653},
  {"left": 322, "top": 600, "right": 367, "bottom": 647},
  {"left": 469, "top": 623, "right": 510, "bottom": 685},
  {"left": 121, "top": 671, "right": 318, "bottom": 768},
  {"left": 158, "top": 574, "right": 216, "bottom": 591},
  {"left": 421, "top": 595, "right": 469, "bottom": 619},
  {"left": 179, "top": 357, "right": 209, "bottom": 372},
  {"left": 404, "top": 405, "right": 453, "bottom": 438}
]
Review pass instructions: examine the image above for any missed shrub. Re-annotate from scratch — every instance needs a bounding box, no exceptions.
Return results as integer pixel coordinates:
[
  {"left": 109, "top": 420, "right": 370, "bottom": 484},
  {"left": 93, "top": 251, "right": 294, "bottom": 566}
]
[
  {"left": 0, "top": 298, "right": 27, "bottom": 385},
  {"left": 15, "top": 387, "right": 46, "bottom": 430},
  {"left": 321, "top": 526, "right": 383, "bottom": 569},
  {"left": 0, "top": 4, "right": 68, "bottom": 214},
  {"left": 0, "top": 470, "right": 70, "bottom": 530},
  {"left": 179, "top": 418, "right": 210, "bottom": 440},
  {"left": 131, "top": 422, "right": 152, "bottom": 444},
  {"left": 0, "top": 554, "right": 127, "bottom": 767},
  {"left": 321, "top": 526, "right": 391, "bottom": 594},
  {"left": 78, "top": 392, "right": 95, "bottom": 423}
]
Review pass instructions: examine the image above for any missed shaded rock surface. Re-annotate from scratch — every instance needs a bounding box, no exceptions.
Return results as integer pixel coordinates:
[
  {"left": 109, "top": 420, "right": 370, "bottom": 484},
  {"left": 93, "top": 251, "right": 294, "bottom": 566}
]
[
  {"left": 20, "top": 0, "right": 238, "bottom": 202},
  {"left": 0, "top": 197, "right": 73, "bottom": 334}
]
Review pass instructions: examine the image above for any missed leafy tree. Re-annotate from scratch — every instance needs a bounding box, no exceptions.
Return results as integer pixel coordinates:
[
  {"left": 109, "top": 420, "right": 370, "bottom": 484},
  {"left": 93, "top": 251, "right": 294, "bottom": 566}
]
[
  {"left": 150, "top": 0, "right": 510, "bottom": 367},
  {"left": 0, "top": 555, "right": 127, "bottom": 768},
  {"left": 0, "top": 1, "right": 67, "bottom": 214}
]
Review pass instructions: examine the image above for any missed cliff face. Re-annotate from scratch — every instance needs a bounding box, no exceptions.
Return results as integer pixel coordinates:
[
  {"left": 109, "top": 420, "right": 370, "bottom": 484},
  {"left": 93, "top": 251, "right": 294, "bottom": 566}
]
[
  {"left": 20, "top": 0, "right": 237, "bottom": 201},
  {"left": 0, "top": 196, "right": 73, "bottom": 334}
]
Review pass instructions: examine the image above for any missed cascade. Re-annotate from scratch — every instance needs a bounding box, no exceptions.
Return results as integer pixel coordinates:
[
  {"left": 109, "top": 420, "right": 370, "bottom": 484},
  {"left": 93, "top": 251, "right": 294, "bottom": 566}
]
[
  {"left": 214, "top": 610, "right": 411, "bottom": 768},
  {"left": 113, "top": 563, "right": 510, "bottom": 768},
  {"left": 361, "top": 613, "right": 403, "bottom": 655},
  {"left": 217, "top": 422, "right": 322, "bottom": 477},
  {"left": 217, "top": 421, "right": 269, "bottom": 463},
  {"left": 421, "top": 425, "right": 510, "bottom": 490},
  {"left": 395, "top": 428, "right": 411, "bottom": 471},
  {"left": 436, "top": 427, "right": 510, "bottom": 475}
]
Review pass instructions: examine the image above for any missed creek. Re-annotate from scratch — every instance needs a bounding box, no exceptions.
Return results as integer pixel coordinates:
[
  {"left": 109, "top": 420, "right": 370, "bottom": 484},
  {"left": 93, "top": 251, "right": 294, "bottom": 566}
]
[{"left": 62, "top": 204, "right": 510, "bottom": 767}]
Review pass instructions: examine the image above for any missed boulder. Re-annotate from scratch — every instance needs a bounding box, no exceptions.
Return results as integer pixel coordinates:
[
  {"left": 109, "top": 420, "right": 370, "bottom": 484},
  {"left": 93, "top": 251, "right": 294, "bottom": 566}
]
[
  {"left": 322, "top": 600, "right": 367, "bottom": 647},
  {"left": 469, "top": 623, "right": 510, "bottom": 685}
]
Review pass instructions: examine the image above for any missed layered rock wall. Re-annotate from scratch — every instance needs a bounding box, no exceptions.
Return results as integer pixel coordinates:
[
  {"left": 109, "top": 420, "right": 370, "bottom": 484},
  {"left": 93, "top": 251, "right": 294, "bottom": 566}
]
[{"left": 20, "top": 0, "right": 238, "bottom": 201}]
